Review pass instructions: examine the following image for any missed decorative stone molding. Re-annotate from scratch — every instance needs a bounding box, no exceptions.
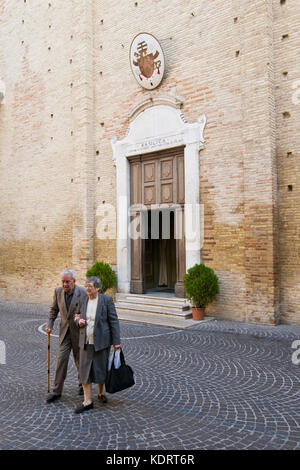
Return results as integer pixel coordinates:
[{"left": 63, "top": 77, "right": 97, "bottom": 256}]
[
  {"left": 128, "top": 95, "right": 185, "bottom": 121},
  {"left": 111, "top": 102, "right": 206, "bottom": 294}
]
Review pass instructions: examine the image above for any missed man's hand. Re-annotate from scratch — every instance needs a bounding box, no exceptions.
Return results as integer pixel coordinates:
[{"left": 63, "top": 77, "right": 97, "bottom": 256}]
[
  {"left": 45, "top": 327, "right": 52, "bottom": 334},
  {"left": 79, "top": 319, "right": 86, "bottom": 328},
  {"left": 113, "top": 344, "right": 121, "bottom": 351}
]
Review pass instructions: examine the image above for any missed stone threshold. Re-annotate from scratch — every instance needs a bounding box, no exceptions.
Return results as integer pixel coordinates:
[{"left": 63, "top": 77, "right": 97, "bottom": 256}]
[{"left": 117, "top": 309, "right": 215, "bottom": 329}]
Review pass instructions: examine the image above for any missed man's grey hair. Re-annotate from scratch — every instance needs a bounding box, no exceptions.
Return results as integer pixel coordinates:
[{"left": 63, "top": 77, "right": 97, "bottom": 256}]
[
  {"left": 85, "top": 277, "right": 102, "bottom": 290},
  {"left": 61, "top": 269, "right": 76, "bottom": 280}
]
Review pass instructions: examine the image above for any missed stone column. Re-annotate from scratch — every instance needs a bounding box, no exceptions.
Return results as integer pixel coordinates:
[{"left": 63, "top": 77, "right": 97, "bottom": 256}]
[
  {"left": 184, "top": 128, "right": 202, "bottom": 272},
  {"left": 113, "top": 141, "right": 131, "bottom": 293}
]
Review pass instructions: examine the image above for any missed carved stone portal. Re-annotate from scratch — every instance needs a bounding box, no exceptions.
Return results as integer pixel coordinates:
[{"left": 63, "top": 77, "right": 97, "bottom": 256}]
[{"left": 111, "top": 99, "right": 206, "bottom": 296}]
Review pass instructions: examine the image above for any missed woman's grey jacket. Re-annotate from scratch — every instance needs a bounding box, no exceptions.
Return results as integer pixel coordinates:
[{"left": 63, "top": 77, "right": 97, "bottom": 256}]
[{"left": 77, "top": 294, "right": 121, "bottom": 352}]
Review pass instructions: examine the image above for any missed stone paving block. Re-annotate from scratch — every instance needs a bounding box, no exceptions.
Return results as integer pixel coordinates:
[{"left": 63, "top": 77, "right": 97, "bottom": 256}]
[{"left": 0, "top": 301, "right": 299, "bottom": 450}]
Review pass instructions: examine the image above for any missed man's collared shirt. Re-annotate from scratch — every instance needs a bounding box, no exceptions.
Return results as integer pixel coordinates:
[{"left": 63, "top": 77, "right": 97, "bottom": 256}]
[{"left": 64, "top": 290, "right": 74, "bottom": 312}]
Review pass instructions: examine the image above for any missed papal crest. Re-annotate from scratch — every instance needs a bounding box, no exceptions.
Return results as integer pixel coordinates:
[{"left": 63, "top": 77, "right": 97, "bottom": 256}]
[{"left": 130, "top": 33, "right": 165, "bottom": 90}]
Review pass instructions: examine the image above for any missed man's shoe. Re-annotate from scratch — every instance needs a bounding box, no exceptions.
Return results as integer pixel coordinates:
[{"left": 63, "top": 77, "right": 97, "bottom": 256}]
[
  {"left": 78, "top": 386, "right": 84, "bottom": 396},
  {"left": 46, "top": 394, "right": 61, "bottom": 403},
  {"left": 74, "top": 402, "right": 94, "bottom": 414},
  {"left": 98, "top": 394, "right": 108, "bottom": 404}
]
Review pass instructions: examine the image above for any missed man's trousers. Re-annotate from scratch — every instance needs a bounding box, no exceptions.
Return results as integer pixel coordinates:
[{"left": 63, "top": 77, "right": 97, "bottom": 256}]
[{"left": 53, "top": 328, "right": 81, "bottom": 395}]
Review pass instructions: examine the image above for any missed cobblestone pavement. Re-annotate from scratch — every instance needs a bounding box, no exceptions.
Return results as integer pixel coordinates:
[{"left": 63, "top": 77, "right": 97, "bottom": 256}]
[{"left": 0, "top": 300, "right": 299, "bottom": 450}]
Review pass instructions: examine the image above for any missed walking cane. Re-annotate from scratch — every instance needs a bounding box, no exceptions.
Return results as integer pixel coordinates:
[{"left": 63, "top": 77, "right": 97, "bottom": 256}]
[{"left": 47, "top": 332, "right": 50, "bottom": 393}]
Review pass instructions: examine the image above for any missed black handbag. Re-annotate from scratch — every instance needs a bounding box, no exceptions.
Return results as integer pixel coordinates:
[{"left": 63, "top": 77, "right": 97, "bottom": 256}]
[{"left": 105, "top": 349, "right": 135, "bottom": 393}]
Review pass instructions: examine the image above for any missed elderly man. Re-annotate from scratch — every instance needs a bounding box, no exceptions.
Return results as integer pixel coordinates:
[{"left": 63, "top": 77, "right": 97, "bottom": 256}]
[{"left": 46, "top": 269, "right": 87, "bottom": 403}]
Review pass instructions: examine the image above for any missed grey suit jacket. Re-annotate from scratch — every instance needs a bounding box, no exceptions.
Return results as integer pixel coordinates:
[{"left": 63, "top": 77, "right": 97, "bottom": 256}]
[
  {"left": 47, "top": 284, "right": 87, "bottom": 345},
  {"left": 77, "top": 294, "right": 121, "bottom": 352}
]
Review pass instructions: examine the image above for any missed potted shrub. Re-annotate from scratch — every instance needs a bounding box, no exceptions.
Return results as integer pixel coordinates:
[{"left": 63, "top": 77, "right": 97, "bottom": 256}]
[
  {"left": 86, "top": 261, "right": 117, "bottom": 294},
  {"left": 183, "top": 263, "right": 219, "bottom": 321}
]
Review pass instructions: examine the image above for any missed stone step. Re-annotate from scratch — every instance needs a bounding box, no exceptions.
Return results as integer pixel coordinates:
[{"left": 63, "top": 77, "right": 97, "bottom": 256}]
[
  {"left": 116, "top": 293, "right": 190, "bottom": 309},
  {"left": 115, "top": 302, "right": 193, "bottom": 318},
  {"left": 116, "top": 309, "right": 215, "bottom": 329},
  {"left": 116, "top": 299, "right": 191, "bottom": 313}
]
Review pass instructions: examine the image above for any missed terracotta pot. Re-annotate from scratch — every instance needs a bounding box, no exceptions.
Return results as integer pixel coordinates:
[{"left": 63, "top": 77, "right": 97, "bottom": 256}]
[{"left": 191, "top": 307, "right": 205, "bottom": 321}]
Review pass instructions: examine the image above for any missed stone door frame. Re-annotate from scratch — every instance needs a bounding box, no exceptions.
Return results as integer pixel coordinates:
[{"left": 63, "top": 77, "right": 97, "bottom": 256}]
[{"left": 111, "top": 96, "right": 206, "bottom": 294}]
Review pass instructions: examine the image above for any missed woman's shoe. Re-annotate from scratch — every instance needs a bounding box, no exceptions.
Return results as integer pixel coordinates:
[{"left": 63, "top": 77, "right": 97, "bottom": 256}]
[
  {"left": 74, "top": 402, "right": 94, "bottom": 414},
  {"left": 98, "top": 394, "right": 108, "bottom": 403}
]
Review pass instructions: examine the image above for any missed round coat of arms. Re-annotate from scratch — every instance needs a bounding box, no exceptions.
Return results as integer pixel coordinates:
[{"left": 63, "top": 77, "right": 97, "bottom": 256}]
[{"left": 130, "top": 33, "right": 165, "bottom": 90}]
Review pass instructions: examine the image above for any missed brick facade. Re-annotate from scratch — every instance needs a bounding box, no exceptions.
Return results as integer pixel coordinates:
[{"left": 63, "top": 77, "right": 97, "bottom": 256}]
[{"left": 0, "top": 0, "right": 299, "bottom": 325}]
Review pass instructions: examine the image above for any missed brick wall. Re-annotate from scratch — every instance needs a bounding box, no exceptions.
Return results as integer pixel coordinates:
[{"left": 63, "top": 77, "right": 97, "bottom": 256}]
[
  {"left": 273, "top": 0, "right": 300, "bottom": 324},
  {"left": 0, "top": 1, "right": 93, "bottom": 301}
]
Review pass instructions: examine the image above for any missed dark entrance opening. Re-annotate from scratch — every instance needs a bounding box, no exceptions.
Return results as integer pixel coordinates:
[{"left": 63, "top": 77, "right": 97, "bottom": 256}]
[{"left": 144, "top": 209, "right": 176, "bottom": 293}]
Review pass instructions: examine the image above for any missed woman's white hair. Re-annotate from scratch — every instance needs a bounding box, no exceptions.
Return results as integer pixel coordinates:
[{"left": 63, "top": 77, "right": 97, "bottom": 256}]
[
  {"left": 61, "top": 269, "right": 76, "bottom": 280},
  {"left": 85, "top": 277, "right": 102, "bottom": 290}
]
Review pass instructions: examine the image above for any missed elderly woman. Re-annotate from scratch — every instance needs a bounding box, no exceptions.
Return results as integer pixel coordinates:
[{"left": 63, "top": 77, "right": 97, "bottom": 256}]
[{"left": 75, "top": 276, "right": 121, "bottom": 414}]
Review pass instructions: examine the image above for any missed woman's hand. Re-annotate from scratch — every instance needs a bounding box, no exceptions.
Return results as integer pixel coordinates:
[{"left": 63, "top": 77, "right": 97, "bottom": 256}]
[
  {"left": 113, "top": 344, "right": 121, "bottom": 351},
  {"left": 78, "top": 319, "right": 86, "bottom": 328}
]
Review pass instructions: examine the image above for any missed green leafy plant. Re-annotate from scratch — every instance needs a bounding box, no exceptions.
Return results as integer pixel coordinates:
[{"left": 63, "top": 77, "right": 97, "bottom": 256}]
[
  {"left": 86, "top": 261, "right": 117, "bottom": 293},
  {"left": 183, "top": 263, "right": 219, "bottom": 308}
]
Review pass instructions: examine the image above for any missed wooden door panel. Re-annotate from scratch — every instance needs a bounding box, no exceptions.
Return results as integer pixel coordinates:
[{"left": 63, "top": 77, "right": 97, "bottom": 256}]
[
  {"left": 160, "top": 159, "right": 173, "bottom": 180},
  {"left": 177, "top": 155, "right": 185, "bottom": 204},
  {"left": 144, "top": 162, "right": 155, "bottom": 182},
  {"left": 161, "top": 183, "right": 173, "bottom": 203},
  {"left": 144, "top": 185, "right": 156, "bottom": 205},
  {"left": 130, "top": 162, "right": 141, "bottom": 205}
]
